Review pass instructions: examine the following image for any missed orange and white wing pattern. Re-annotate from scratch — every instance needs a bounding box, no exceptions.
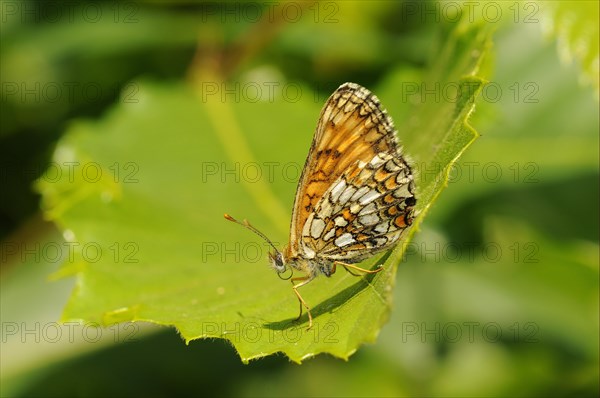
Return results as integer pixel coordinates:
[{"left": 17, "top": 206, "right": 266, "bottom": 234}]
[
  {"left": 300, "top": 152, "right": 416, "bottom": 262},
  {"left": 288, "top": 82, "right": 407, "bottom": 259}
]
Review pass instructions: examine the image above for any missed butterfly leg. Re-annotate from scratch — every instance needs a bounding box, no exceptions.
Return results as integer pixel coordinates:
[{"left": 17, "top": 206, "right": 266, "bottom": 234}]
[
  {"left": 291, "top": 275, "right": 315, "bottom": 330},
  {"left": 332, "top": 261, "right": 383, "bottom": 276}
]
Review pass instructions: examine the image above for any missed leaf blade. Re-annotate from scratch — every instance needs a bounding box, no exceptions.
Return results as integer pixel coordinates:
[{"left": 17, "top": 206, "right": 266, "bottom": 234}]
[{"left": 36, "top": 22, "right": 493, "bottom": 362}]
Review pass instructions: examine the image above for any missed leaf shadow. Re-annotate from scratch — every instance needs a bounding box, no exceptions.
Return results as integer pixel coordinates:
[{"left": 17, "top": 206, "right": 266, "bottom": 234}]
[{"left": 262, "top": 260, "right": 387, "bottom": 331}]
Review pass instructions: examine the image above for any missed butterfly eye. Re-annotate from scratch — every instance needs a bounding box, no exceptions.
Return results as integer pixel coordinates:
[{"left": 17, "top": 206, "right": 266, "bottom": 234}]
[{"left": 269, "top": 251, "right": 286, "bottom": 273}]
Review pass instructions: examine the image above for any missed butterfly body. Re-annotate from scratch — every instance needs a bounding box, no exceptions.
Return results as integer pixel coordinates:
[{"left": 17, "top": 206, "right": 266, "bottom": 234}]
[{"left": 226, "top": 82, "right": 416, "bottom": 329}]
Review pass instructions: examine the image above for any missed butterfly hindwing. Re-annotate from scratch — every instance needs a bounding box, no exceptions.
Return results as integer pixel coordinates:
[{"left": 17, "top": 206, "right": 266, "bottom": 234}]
[{"left": 300, "top": 152, "right": 416, "bottom": 262}]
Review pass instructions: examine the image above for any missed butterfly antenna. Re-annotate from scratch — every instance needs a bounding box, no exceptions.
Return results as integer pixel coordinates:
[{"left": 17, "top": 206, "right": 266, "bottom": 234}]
[{"left": 223, "top": 213, "right": 280, "bottom": 254}]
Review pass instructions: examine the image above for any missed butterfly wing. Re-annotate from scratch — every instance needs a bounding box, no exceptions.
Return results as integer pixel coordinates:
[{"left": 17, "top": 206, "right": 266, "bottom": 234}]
[
  {"left": 288, "top": 82, "right": 406, "bottom": 258},
  {"left": 300, "top": 152, "right": 416, "bottom": 262}
]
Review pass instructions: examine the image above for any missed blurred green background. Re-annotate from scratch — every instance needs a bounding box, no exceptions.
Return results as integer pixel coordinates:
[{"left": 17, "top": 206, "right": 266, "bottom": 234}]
[{"left": 1, "top": 0, "right": 598, "bottom": 397}]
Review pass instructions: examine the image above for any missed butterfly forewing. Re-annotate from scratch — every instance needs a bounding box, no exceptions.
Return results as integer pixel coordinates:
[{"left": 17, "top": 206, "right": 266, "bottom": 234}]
[{"left": 289, "top": 83, "right": 404, "bottom": 258}]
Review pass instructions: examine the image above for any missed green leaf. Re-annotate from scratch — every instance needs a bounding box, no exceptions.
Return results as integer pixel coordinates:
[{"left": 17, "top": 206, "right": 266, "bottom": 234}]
[
  {"left": 541, "top": 0, "right": 600, "bottom": 98},
  {"left": 36, "top": 21, "right": 491, "bottom": 363}
]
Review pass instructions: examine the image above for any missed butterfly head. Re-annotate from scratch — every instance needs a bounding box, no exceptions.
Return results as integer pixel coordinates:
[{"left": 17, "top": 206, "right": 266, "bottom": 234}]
[
  {"left": 224, "top": 213, "right": 293, "bottom": 279},
  {"left": 268, "top": 250, "right": 286, "bottom": 273}
]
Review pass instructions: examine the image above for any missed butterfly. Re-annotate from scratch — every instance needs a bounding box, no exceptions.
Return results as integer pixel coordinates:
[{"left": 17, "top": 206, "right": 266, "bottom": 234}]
[{"left": 225, "top": 82, "right": 417, "bottom": 329}]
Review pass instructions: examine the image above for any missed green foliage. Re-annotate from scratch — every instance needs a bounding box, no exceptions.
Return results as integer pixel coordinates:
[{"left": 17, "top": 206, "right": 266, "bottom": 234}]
[
  {"left": 541, "top": 0, "right": 600, "bottom": 98},
  {"left": 2, "top": 1, "right": 598, "bottom": 396},
  {"left": 35, "top": 22, "right": 490, "bottom": 362}
]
